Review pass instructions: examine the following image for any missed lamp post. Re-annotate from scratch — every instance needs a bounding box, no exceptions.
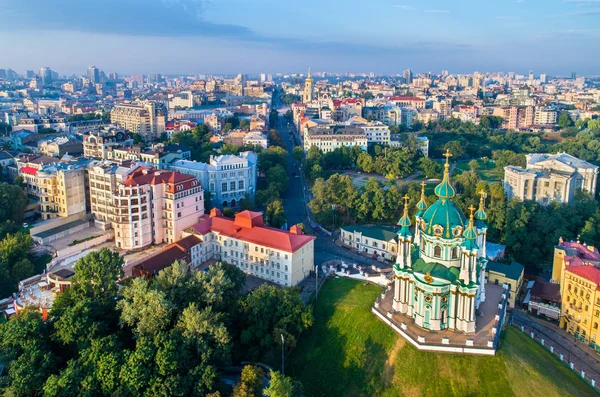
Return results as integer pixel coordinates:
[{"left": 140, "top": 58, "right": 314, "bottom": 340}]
[
  {"left": 315, "top": 264, "right": 319, "bottom": 301},
  {"left": 331, "top": 204, "right": 336, "bottom": 231},
  {"left": 281, "top": 333, "right": 285, "bottom": 375}
]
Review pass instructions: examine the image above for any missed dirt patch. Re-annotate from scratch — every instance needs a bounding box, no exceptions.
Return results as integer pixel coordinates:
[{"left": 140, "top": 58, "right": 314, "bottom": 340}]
[{"left": 382, "top": 337, "right": 406, "bottom": 383}]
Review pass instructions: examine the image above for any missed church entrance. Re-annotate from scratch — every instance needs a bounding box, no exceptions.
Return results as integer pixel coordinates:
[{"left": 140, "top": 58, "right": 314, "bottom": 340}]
[
  {"left": 424, "top": 309, "right": 431, "bottom": 328},
  {"left": 440, "top": 309, "right": 447, "bottom": 330}
]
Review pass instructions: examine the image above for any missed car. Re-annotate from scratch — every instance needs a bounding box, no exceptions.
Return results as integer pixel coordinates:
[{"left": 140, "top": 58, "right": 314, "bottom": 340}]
[{"left": 22, "top": 223, "right": 29, "bottom": 228}]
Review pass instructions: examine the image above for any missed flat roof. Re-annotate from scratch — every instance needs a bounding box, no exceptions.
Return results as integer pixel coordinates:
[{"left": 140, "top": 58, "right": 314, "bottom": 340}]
[{"left": 32, "top": 219, "right": 88, "bottom": 239}]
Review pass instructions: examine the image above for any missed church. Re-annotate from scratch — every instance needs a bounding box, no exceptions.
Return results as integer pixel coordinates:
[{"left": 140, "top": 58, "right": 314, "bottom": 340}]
[{"left": 393, "top": 150, "right": 488, "bottom": 334}]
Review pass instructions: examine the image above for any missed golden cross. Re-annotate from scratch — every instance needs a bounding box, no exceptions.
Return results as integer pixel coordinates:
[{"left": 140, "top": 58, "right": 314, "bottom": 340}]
[
  {"left": 420, "top": 181, "right": 426, "bottom": 191},
  {"left": 468, "top": 205, "right": 476, "bottom": 219},
  {"left": 403, "top": 194, "right": 410, "bottom": 205},
  {"left": 443, "top": 149, "right": 452, "bottom": 162}
]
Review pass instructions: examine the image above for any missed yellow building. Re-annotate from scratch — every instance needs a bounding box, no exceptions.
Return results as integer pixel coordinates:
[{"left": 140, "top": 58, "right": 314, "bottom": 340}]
[
  {"left": 36, "top": 163, "right": 87, "bottom": 220},
  {"left": 485, "top": 261, "right": 524, "bottom": 308},
  {"left": 555, "top": 240, "right": 600, "bottom": 348}
]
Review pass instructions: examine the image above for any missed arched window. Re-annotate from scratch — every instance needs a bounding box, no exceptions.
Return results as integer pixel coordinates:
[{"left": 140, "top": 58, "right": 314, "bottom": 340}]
[
  {"left": 433, "top": 245, "right": 442, "bottom": 258},
  {"left": 452, "top": 246, "right": 459, "bottom": 259}
]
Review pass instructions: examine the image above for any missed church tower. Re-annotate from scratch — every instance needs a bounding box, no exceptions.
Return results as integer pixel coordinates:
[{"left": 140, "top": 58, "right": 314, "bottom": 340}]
[
  {"left": 414, "top": 181, "right": 428, "bottom": 245},
  {"left": 393, "top": 196, "right": 413, "bottom": 314},
  {"left": 303, "top": 67, "right": 314, "bottom": 104}
]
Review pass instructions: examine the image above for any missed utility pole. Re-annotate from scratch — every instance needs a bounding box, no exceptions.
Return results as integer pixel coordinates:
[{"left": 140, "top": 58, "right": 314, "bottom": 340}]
[
  {"left": 315, "top": 264, "right": 319, "bottom": 301},
  {"left": 281, "top": 333, "right": 285, "bottom": 375}
]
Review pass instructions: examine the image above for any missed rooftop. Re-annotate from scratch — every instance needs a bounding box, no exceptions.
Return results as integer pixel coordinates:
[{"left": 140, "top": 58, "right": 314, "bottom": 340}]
[
  {"left": 486, "top": 261, "right": 524, "bottom": 281},
  {"left": 340, "top": 224, "right": 398, "bottom": 243}
]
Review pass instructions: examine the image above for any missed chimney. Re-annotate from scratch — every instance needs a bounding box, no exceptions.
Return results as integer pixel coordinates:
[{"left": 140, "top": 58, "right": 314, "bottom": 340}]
[
  {"left": 290, "top": 224, "right": 303, "bottom": 235},
  {"left": 210, "top": 208, "right": 222, "bottom": 218}
]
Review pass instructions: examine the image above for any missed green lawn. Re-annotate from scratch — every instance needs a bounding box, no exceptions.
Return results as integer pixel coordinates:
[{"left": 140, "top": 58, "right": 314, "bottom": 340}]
[
  {"left": 288, "top": 278, "right": 595, "bottom": 397},
  {"left": 455, "top": 159, "right": 504, "bottom": 182}
]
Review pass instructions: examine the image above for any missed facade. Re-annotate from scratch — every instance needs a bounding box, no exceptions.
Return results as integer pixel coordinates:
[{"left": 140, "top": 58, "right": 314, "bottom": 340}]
[
  {"left": 106, "top": 144, "right": 191, "bottom": 169},
  {"left": 36, "top": 162, "right": 88, "bottom": 220},
  {"left": 303, "top": 127, "right": 367, "bottom": 153},
  {"left": 534, "top": 107, "right": 558, "bottom": 125},
  {"left": 504, "top": 153, "right": 598, "bottom": 204},
  {"left": 83, "top": 126, "right": 130, "bottom": 159},
  {"left": 485, "top": 261, "right": 524, "bottom": 308},
  {"left": 87, "top": 161, "right": 137, "bottom": 230},
  {"left": 170, "top": 151, "right": 257, "bottom": 208},
  {"left": 184, "top": 209, "right": 315, "bottom": 287},
  {"left": 110, "top": 101, "right": 167, "bottom": 141},
  {"left": 392, "top": 154, "right": 489, "bottom": 333},
  {"left": 243, "top": 131, "right": 269, "bottom": 149},
  {"left": 492, "top": 106, "right": 535, "bottom": 130},
  {"left": 552, "top": 239, "right": 600, "bottom": 284},
  {"left": 112, "top": 167, "right": 204, "bottom": 250},
  {"left": 340, "top": 225, "right": 398, "bottom": 261}
]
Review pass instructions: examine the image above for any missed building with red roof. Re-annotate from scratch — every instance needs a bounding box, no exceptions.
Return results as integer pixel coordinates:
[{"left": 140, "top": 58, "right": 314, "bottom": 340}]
[
  {"left": 183, "top": 208, "right": 315, "bottom": 286},
  {"left": 113, "top": 167, "right": 204, "bottom": 250}
]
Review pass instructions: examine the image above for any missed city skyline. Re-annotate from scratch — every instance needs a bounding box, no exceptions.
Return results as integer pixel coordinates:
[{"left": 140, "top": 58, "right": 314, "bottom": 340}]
[{"left": 1, "top": 0, "right": 600, "bottom": 75}]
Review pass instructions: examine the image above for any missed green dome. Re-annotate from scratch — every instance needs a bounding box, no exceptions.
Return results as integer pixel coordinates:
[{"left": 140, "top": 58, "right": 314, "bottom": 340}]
[
  {"left": 462, "top": 206, "right": 479, "bottom": 250},
  {"left": 422, "top": 198, "right": 467, "bottom": 239},
  {"left": 415, "top": 182, "right": 428, "bottom": 218},
  {"left": 397, "top": 195, "right": 412, "bottom": 238},
  {"left": 475, "top": 193, "right": 487, "bottom": 229}
]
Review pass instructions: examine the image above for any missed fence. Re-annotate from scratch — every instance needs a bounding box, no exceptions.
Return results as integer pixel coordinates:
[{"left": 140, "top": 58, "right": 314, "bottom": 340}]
[
  {"left": 512, "top": 323, "right": 600, "bottom": 393},
  {"left": 55, "top": 231, "right": 113, "bottom": 258}
]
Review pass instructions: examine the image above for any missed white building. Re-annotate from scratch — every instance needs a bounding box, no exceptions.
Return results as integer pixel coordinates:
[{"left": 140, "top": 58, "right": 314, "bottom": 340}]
[
  {"left": 504, "top": 153, "right": 598, "bottom": 204},
  {"left": 112, "top": 167, "right": 204, "bottom": 250},
  {"left": 303, "top": 127, "right": 368, "bottom": 153},
  {"left": 533, "top": 107, "right": 558, "bottom": 125},
  {"left": 169, "top": 151, "right": 258, "bottom": 209},
  {"left": 184, "top": 209, "right": 315, "bottom": 287},
  {"left": 243, "top": 131, "right": 269, "bottom": 149}
]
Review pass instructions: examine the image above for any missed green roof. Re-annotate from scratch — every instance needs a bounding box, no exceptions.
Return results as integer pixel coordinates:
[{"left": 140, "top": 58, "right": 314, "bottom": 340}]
[
  {"left": 341, "top": 224, "right": 397, "bottom": 242},
  {"left": 412, "top": 258, "right": 459, "bottom": 284},
  {"left": 486, "top": 261, "right": 524, "bottom": 281},
  {"left": 422, "top": 198, "right": 467, "bottom": 239}
]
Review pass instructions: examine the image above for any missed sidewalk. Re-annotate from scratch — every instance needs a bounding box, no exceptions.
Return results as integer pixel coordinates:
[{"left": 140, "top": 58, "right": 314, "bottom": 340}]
[{"left": 511, "top": 310, "right": 600, "bottom": 381}]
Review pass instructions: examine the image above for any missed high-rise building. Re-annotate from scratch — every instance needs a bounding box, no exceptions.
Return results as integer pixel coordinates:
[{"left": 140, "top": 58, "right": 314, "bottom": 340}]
[
  {"left": 112, "top": 167, "right": 204, "bottom": 250},
  {"left": 39, "top": 67, "right": 53, "bottom": 86},
  {"left": 540, "top": 73, "right": 547, "bottom": 84},
  {"left": 302, "top": 67, "right": 314, "bottom": 104},
  {"left": 441, "top": 70, "right": 449, "bottom": 77},
  {"left": 87, "top": 66, "right": 100, "bottom": 84},
  {"left": 267, "top": 74, "right": 273, "bottom": 82},
  {"left": 260, "top": 73, "right": 266, "bottom": 83},
  {"left": 26, "top": 70, "right": 35, "bottom": 79},
  {"left": 571, "top": 72, "right": 577, "bottom": 80},
  {"left": 403, "top": 69, "right": 413, "bottom": 84},
  {"left": 110, "top": 101, "right": 167, "bottom": 141}
]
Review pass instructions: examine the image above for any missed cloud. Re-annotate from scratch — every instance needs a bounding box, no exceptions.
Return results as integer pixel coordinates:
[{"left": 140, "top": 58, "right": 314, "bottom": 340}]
[
  {"left": 566, "top": 8, "right": 600, "bottom": 15},
  {"left": 393, "top": 5, "right": 412, "bottom": 9},
  {"left": 424, "top": 9, "right": 450, "bottom": 13},
  {"left": 494, "top": 16, "right": 520, "bottom": 20}
]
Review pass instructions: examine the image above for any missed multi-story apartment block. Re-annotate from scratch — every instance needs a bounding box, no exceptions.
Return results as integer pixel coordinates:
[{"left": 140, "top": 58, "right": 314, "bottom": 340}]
[
  {"left": 493, "top": 106, "right": 534, "bottom": 130},
  {"left": 389, "top": 96, "right": 425, "bottom": 109},
  {"left": 110, "top": 101, "right": 167, "bottom": 141},
  {"left": 534, "top": 107, "right": 558, "bottom": 125},
  {"left": 36, "top": 162, "right": 87, "bottom": 220},
  {"left": 303, "top": 127, "right": 368, "bottom": 153},
  {"left": 83, "top": 126, "right": 130, "bottom": 159},
  {"left": 504, "top": 153, "right": 598, "bottom": 204},
  {"left": 15, "top": 115, "right": 69, "bottom": 133},
  {"left": 112, "top": 167, "right": 204, "bottom": 250},
  {"left": 184, "top": 209, "right": 315, "bottom": 287},
  {"left": 170, "top": 151, "right": 258, "bottom": 208},
  {"left": 87, "top": 161, "right": 137, "bottom": 230},
  {"left": 106, "top": 144, "right": 191, "bottom": 169},
  {"left": 346, "top": 118, "right": 390, "bottom": 145}
]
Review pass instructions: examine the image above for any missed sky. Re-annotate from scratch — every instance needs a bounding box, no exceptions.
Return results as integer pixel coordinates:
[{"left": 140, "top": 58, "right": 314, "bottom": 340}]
[{"left": 0, "top": 0, "right": 599, "bottom": 76}]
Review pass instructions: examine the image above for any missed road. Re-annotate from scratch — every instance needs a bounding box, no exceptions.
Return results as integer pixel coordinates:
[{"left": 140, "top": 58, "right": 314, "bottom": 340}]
[{"left": 276, "top": 115, "right": 391, "bottom": 269}]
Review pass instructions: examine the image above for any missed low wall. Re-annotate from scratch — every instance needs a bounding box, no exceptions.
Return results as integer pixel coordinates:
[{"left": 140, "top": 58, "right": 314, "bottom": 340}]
[
  {"left": 372, "top": 307, "right": 496, "bottom": 356},
  {"left": 55, "top": 231, "right": 114, "bottom": 258},
  {"left": 29, "top": 212, "right": 88, "bottom": 236}
]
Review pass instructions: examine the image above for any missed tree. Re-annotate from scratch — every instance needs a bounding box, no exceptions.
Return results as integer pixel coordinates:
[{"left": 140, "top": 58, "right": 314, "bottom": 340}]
[
  {"left": 292, "top": 146, "right": 304, "bottom": 163},
  {"left": 258, "top": 146, "right": 287, "bottom": 173},
  {"left": 444, "top": 141, "right": 466, "bottom": 159},
  {"left": 265, "top": 164, "right": 289, "bottom": 195},
  {"left": 418, "top": 157, "right": 441, "bottom": 178},
  {"left": 558, "top": 112, "right": 574, "bottom": 129},
  {"left": 263, "top": 371, "right": 303, "bottom": 397},
  {"left": 240, "top": 119, "right": 250, "bottom": 131},
  {"left": 0, "top": 182, "right": 27, "bottom": 238},
  {"left": 233, "top": 365, "right": 264, "bottom": 397},
  {"left": 0, "top": 233, "right": 34, "bottom": 294},
  {"left": 132, "top": 133, "right": 144, "bottom": 145},
  {"left": 468, "top": 159, "right": 480, "bottom": 173},
  {"left": 265, "top": 200, "right": 286, "bottom": 228},
  {"left": 71, "top": 248, "right": 123, "bottom": 302}
]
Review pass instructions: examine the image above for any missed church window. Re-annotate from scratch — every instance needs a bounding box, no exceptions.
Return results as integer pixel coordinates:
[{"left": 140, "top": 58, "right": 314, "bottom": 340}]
[
  {"left": 433, "top": 226, "right": 443, "bottom": 237},
  {"left": 451, "top": 246, "right": 459, "bottom": 259},
  {"left": 453, "top": 227, "right": 462, "bottom": 237},
  {"left": 433, "top": 245, "right": 442, "bottom": 258},
  {"left": 424, "top": 295, "right": 433, "bottom": 303}
]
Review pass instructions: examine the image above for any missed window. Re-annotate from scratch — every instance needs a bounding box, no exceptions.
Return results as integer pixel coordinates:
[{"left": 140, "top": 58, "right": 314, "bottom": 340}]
[
  {"left": 452, "top": 246, "right": 459, "bottom": 259},
  {"left": 434, "top": 245, "right": 442, "bottom": 258},
  {"left": 238, "top": 180, "right": 244, "bottom": 190},
  {"left": 230, "top": 181, "right": 236, "bottom": 191},
  {"left": 222, "top": 182, "right": 227, "bottom": 192}
]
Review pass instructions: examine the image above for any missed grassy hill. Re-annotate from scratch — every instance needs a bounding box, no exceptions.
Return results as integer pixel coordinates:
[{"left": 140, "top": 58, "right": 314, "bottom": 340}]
[{"left": 287, "top": 278, "right": 595, "bottom": 397}]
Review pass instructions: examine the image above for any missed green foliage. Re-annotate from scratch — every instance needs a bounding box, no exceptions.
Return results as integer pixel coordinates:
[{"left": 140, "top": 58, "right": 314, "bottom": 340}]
[
  {"left": 263, "top": 371, "right": 302, "bottom": 397},
  {"left": 0, "top": 182, "right": 28, "bottom": 238},
  {"left": 265, "top": 199, "right": 287, "bottom": 228},
  {"left": 170, "top": 124, "right": 213, "bottom": 162},
  {"left": 418, "top": 157, "right": 442, "bottom": 178},
  {"left": 132, "top": 133, "right": 144, "bottom": 145},
  {"left": 0, "top": 233, "right": 34, "bottom": 294},
  {"left": 240, "top": 118, "right": 250, "bottom": 131},
  {"left": 558, "top": 111, "right": 574, "bottom": 129},
  {"left": 258, "top": 146, "right": 287, "bottom": 174},
  {"left": 268, "top": 129, "right": 285, "bottom": 148},
  {"left": 233, "top": 365, "right": 264, "bottom": 397},
  {"left": 240, "top": 285, "right": 313, "bottom": 361}
]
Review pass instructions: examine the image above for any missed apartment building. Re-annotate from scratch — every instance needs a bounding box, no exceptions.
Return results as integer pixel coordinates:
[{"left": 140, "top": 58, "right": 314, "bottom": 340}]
[
  {"left": 110, "top": 101, "right": 167, "bottom": 141},
  {"left": 170, "top": 151, "right": 258, "bottom": 208},
  {"left": 504, "top": 153, "right": 598, "bottom": 204},
  {"left": 83, "top": 126, "right": 130, "bottom": 158},
  {"left": 534, "top": 107, "right": 558, "bottom": 125},
  {"left": 183, "top": 209, "right": 315, "bottom": 287},
  {"left": 303, "top": 127, "right": 368, "bottom": 153},
  {"left": 346, "top": 117, "right": 390, "bottom": 145},
  {"left": 87, "top": 161, "right": 137, "bottom": 230},
  {"left": 493, "top": 106, "right": 535, "bottom": 130},
  {"left": 36, "top": 162, "right": 87, "bottom": 220},
  {"left": 106, "top": 144, "right": 191, "bottom": 169},
  {"left": 112, "top": 167, "right": 204, "bottom": 250}
]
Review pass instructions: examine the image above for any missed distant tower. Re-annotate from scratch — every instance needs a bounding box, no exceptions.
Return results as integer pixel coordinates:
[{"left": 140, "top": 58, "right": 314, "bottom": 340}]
[{"left": 303, "top": 67, "right": 314, "bottom": 104}]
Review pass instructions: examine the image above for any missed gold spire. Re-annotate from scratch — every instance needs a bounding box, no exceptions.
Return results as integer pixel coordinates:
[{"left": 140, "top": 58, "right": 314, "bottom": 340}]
[
  {"left": 420, "top": 181, "right": 426, "bottom": 195},
  {"left": 434, "top": 149, "right": 456, "bottom": 199},
  {"left": 468, "top": 205, "right": 476, "bottom": 221},
  {"left": 443, "top": 149, "right": 452, "bottom": 169}
]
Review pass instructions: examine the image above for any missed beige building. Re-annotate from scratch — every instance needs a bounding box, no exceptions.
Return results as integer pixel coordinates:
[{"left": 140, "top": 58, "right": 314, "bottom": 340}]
[
  {"left": 534, "top": 107, "right": 558, "bottom": 125},
  {"left": 303, "top": 127, "right": 367, "bottom": 153},
  {"left": 340, "top": 224, "right": 398, "bottom": 261},
  {"left": 112, "top": 167, "right": 204, "bottom": 250},
  {"left": 184, "top": 209, "right": 315, "bottom": 287},
  {"left": 83, "top": 126, "right": 130, "bottom": 159},
  {"left": 504, "top": 153, "right": 598, "bottom": 204},
  {"left": 493, "top": 106, "right": 534, "bottom": 130},
  {"left": 36, "top": 163, "right": 87, "bottom": 220},
  {"left": 110, "top": 101, "right": 167, "bottom": 141}
]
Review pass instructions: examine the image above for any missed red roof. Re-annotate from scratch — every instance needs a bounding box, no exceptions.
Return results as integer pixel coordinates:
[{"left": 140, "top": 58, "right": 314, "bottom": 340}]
[
  {"left": 120, "top": 167, "right": 198, "bottom": 190},
  {"left": 566, "top": 265, "right": 600, "bottom": 287},
  {"left": 20, "top": 166, "right": 38, "bottom": 175},
  {"left": 191, "top": 213, "right": 314, "bottom": 253},
  {"left": 562, "top": 241, "right": 600, "bottom": 261},
  {"left": 125, "top": 235, "right": 202, "bottom": 278}
]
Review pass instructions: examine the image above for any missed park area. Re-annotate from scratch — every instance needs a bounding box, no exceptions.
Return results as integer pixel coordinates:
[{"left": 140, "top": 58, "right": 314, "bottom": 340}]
[
  {"left": 454, "top": 159, "right": 504, "bottom": 182},
  {"left": 287, "top": 278, "right": 595, "bottom": 397}
]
